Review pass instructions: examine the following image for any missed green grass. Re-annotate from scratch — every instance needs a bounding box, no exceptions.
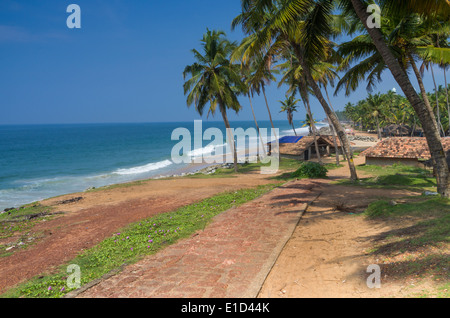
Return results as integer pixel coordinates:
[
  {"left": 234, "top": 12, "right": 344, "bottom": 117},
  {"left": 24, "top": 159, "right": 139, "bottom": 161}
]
[
  {"left": 364, "top": 195, "right": 450, "bottom": 250},
  {"left": 0, "top": 203, "right": 54, "bottom": 240},
  {"left": 0, "top": 203, "right": 56, "bottom": 258},
  {"left": 0, "top": 203, "right": 53, "bottom": 222},
  {"left": 186, "top": 158, "right": 303, "bottom": 179},
  {"left": 363, "top": 196, "right": 450, "bottom": 295},
  {"left": 1, "top": 183, "right": 279, "bottom": 298},
  {"left": 336, "top": 163, "right": 437, "bottom": 191}
]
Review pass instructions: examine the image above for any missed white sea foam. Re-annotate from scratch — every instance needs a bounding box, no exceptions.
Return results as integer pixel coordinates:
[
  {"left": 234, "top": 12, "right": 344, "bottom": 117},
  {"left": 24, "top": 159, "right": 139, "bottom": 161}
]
[
  {"left": 114, "top": 159, "right": 173, "bottom": 175},
  {"left": 187, "top": 143, "right": 227, "bottom": 158}
]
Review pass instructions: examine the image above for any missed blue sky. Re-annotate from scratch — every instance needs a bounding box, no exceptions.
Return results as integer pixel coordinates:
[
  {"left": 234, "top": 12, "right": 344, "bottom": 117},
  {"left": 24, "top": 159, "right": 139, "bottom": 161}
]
[{"left": 0, "top": 0, "right": 447, "bottom": 125}]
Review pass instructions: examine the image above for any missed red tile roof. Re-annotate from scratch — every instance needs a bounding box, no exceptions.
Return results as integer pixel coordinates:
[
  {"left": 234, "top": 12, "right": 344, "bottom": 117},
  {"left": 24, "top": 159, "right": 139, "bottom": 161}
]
[{"left": 360, "top": 137, "right": 450, "bottom": 160}]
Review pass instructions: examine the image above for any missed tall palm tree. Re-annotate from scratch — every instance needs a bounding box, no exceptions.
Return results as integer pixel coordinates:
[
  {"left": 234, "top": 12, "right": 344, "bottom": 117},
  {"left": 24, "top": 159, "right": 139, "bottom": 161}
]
[
  {"left": 365, "top": 93, "right": 385, "bottom": 140},
  {"left": 276, "top": 52, "right": 323, "bottom": 163},
  {"left": 240, "top": 63, "right": 267, "bottom": 155},
  {"left": 233, "top": 0, "right": 359, "bottom": 181},
  {"left": 334, "top": 13, "right": 444, "bottom": 136},
  {"left": 231, "top": 34, "right": 280, "bottom": 141},
  {"left": 183, "top": 29, "right": 245, "bottom": 172},
  {"left": 314, "top": 59, "right": 343, "bottom": 164},
  {"left": 279, "top": 95, "right": 300, "bottom": 136},
  {"left": 343, "top": 0, "right": 450, "bottom": 197}
]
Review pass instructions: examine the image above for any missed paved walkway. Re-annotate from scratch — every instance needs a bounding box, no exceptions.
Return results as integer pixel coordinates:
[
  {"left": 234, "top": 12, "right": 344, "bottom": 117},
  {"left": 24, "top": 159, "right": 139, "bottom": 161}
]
[{"left": 73, "top": 180, "right": 321, "bottom": 298}]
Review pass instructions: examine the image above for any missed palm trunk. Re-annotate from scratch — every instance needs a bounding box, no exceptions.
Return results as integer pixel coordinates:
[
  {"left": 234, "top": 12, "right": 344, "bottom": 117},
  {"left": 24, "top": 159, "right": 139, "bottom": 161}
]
[
  {"left": 291, "top": 119, "right": 297, "bottom": 136},
  {"left": 376, "top": 116, "right": 381, "bottom": 140},
  {"left": 304, "top": 96, "right": 322, "bottom": 164},
  {"left": 444, "top": 67, "right": 450, "bottom": 136},
  {"left": 262, "top": 85, "right": 278, "bottom": 141},
  {"left": 350, "top": 0, "right": 450, "bottom": 197},
  {"left": 219, "top": 102, "right": 238, "bottom": 173},
  {"left": 430, "top": 63, "right": 445, "bottom": 136},
  {"left": 293, "top": 46, "right": 358, "bottom": 181},
  {"left": 248, "top": 94, "right": 266, "bottom": 156},
  {"left": 324, "top": 86, "right": 341, "bottom": 164},
  {"left": 411, "top": 117, "right": 416, "bottom": 137},
  {"left": 409, "top": 54, "right": 438, "bottom": 132}
]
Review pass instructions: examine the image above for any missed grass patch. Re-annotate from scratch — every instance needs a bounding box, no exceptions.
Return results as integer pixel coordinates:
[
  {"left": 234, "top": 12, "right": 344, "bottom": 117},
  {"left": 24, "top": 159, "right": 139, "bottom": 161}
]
[
  {"left": 1, "top": 183, "right": 279, "bottom": 298},
  {"left": 85, "top": 180, "right": 148, "bottom": 192},
  {"left": 0, "top": 203, "right": 53, "bottom": 222},
  {"left": 363, "top": 196, "right": 450, "bottom": 295},
  {"left": 0, "top": 203, "right": 56, "bottom": 258},
  {"left": 0, "top": 203, "right": 54, "bottom": 239},
  {"left": 188, "top": 158, "right": 303, "bottom": 179},
  {"left": 336, "top": 163, "right": 436, "bottom": 191}
]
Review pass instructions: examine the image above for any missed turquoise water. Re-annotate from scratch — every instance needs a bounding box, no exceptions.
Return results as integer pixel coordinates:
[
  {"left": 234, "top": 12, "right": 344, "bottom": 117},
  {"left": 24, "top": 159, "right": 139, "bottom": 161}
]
[{"left": 0, "top": 120, "right": 324, "bottom": 210}]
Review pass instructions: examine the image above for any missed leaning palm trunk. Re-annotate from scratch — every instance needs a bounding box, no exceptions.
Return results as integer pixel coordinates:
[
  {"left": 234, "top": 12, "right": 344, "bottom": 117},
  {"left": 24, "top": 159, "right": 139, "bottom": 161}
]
[
  {"left": 262, "top": 85, "right": 278, "bottom": 141},
  {"left": 289, "top": 113, "right": 297, "bottom": 136},
  {"left": 409, "top": 54, "right": 439, "bottom": 132},
  {"left": 248, "top": 94, "right": 267, "bottom": 156},
  {"left": 293, "top": 47, "right": 358, "bottom": 181},
  {"left": 303, "top": 97, "right": 322, "bottom": 164},
  {"left": 350, "top": 0, "right": 450, "bottom": 197},
  {"left": 219, "top": 103, "right": 238, "bottom": 173},
  {"left": 430, "top": 63, "right": 445, "bottom": 136},
  {"left": 324, "top": 86, "right": 341, "bottom": 164},
  {"left": 326, "top": 114, "right": 340, "bottom": 165},
  {"left": 445, "top": 67, "right": 450, "bottom": 136}
]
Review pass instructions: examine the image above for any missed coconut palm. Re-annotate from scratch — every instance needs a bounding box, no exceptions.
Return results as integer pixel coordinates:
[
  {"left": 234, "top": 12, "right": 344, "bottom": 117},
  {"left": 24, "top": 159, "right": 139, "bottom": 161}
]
[
  {"left": 276, "top": 51, "right": 322, "bottom": 163},
  {"left": 334, "top": 13, "right": 446, "bottom": 135},
  {"left": 339, "top": 0, "right": 450, "bottom": 196},
  {"left": 231, "top": 33, "right": 280, "bottom": 142},
  {"left": 240, "top": 62, "right": 267, "bottom": 155},
  {"left": 365, "top": 93, "right": 385, "bottom": 140},
  {"left": 279, "top": 95, "right": 300, "bottom": 136},
  {"left": 232, "top": 0, "right": 359, "bottom": 181},
  {"left": 183, "top": 29, "right": 245, "bottom": 172}
]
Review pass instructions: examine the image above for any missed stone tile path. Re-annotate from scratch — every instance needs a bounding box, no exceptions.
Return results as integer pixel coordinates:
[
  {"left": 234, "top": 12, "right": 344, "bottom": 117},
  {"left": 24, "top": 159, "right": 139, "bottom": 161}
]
[{"left": 74, "top": 180, "right": 320, "bottom": 298}]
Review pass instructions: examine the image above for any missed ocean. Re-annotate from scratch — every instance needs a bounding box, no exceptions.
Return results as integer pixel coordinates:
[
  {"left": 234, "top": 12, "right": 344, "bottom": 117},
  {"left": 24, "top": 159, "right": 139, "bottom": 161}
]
[{"left": 0, "top": 120, "right": 327, "bottom": 210}]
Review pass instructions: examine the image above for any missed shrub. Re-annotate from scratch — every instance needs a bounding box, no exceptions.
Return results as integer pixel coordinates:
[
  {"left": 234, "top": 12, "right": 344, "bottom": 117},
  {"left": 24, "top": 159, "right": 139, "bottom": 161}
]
[{"left": 291, "top": 162, "right": 328, "bottom": 179}]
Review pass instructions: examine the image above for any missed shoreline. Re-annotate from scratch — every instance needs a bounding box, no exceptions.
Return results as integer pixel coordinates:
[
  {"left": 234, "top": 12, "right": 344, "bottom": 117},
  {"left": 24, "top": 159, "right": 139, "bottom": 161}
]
[{"left": 1, "top": 123, "right": 378, "bottom": 213}]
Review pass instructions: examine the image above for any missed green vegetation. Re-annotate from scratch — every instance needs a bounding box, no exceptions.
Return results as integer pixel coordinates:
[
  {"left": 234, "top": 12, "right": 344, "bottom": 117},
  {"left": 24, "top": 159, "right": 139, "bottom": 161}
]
[
  {"left": 187, "top": 158, "right": 303, "bottom": 179},
  {"left": 336, "top": 163, "right": 437, "bottom": 191},
  {"left": 2, "top": 183, "right": 279, "bottom": 298},
  {"left": 0, "top": 203, "right": 53, "bottom": 222},
  {"left": 0, "top": 203, "right": 56, "bottom": 258},
  {"left": 363, "top": 196, "right": 449, "bottom": 297},
  {"left": 291, "top": 162, "right": 328, "bottom": 179}
]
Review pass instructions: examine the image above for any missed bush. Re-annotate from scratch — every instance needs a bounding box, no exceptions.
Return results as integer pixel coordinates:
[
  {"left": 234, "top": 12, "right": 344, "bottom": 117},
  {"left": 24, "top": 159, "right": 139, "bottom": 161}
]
[{"left": 291, "top": 162, "right": 328, "bottom": 179}]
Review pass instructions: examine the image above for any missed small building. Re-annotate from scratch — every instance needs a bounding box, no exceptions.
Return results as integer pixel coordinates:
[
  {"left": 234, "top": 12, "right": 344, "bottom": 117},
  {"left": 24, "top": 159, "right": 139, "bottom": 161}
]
[
  {"left": 360, "top": 137, "right": 450, "bottom": 167},
  {"left": 268, "top": 135, "right": 343, "bottom": 161}
]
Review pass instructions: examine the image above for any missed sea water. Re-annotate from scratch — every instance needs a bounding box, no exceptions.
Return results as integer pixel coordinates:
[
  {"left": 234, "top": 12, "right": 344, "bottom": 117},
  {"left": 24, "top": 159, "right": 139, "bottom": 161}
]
[{"left": 0, "top": 120, "right": 326, "bottom": 210}]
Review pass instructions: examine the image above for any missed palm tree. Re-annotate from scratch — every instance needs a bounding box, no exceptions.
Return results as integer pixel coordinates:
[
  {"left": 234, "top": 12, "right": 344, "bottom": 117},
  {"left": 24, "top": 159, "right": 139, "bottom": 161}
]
[
  {"left": 280, "top": 95, "right": 300, "bottom": 136},
  {"left": 314, "top": 58, "right": 343, "bottom": 165},
  {"left": 232, "top": 0, "right": 359, "bottom": 181},
  {"left": 231, "top": 34, "right": 280, "bottom": 142},
  {"left": 334, "top": 13, "right": 443, "bottom": 136},
  {"left": 276, "top": 51, "right": 322, "bottom": 163},
  {"left": 365, "top": 93, "right": 385, "bottom": 140},
  {"left": 240, "top": 63, "right": 267, "bottom": 155},
  {"left": 183, "top": 29, "right": 245, "bottom": 172},
  {"left": 344, "top": 0, "right": 450, "bottom": 197}
]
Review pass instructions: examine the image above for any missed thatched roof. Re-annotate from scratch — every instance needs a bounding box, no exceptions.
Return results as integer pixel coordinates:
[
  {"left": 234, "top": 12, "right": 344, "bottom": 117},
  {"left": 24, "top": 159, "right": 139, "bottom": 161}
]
[{"left": 274, "top": 135, "right": 342, "bottom": 156}]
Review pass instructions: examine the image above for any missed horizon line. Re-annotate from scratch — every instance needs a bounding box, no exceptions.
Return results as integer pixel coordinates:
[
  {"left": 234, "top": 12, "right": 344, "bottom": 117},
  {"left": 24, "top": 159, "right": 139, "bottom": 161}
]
[{"left": 0, "top": 119, "right": 318, "bottom": 127}]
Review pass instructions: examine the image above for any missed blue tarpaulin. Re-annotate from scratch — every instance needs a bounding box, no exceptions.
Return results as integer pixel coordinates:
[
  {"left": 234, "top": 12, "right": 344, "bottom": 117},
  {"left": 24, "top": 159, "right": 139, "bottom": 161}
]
[
  {"left": 268, "top": 136, "right": 303, "bottom": 144},
  {"left": 275, "top": 136, "right": 303, "bottom": 144}
]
